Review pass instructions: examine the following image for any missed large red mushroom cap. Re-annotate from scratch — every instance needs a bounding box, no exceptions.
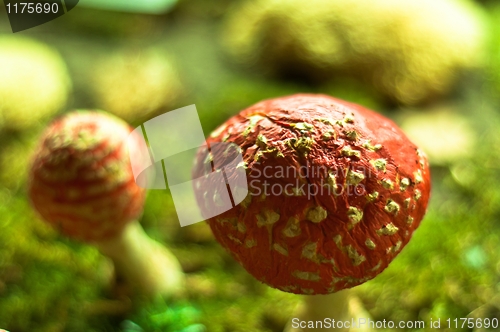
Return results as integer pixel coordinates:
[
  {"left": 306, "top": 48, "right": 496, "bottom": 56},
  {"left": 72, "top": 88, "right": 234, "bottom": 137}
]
[
  {"left": 28, "top": 110, "right": 145, "bottom": 242},
  {"left": 193, "top": 94, "right": 431, "bottom": 295}
]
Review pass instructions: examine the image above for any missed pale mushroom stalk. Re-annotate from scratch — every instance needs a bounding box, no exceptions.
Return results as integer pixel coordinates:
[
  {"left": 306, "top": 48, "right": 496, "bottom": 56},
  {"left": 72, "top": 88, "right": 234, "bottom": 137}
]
[
  {"left": 285, "top": 290, "right": 372, "bottom": 332},
  {"left": 96, "top": 221, "right": 184, "bottom": 297}
]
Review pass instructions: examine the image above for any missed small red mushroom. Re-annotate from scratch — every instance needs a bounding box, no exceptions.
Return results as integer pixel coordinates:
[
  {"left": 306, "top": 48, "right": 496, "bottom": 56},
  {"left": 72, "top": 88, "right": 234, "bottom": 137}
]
[
  {"left": 193, "top": 94, "right": 431, "bottom": 330},
  {"left": 28, "top": 110, "right": 184, "bottom": 298}
]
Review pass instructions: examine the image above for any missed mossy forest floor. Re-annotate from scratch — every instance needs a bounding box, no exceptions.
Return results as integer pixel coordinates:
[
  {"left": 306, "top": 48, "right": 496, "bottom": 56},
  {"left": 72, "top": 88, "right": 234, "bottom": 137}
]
[{"left": 1, "top": 0, "right": 500, "bottom": 331}]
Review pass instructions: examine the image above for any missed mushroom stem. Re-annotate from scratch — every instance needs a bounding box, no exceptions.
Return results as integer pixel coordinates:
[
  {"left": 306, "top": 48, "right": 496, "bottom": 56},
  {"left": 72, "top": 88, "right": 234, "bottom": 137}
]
[
  {"left": 285, "top": 290, "right": 372, "bottom": 332},
  {"left": 95, "top": 221, "right": 184, "bottom": 298}
]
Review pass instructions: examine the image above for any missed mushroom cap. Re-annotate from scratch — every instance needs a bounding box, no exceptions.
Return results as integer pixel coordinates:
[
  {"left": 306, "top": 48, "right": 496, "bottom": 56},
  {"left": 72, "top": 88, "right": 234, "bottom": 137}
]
[
  {"left": 28, "top": 111, "right": 145, "bottom": 242},
  {"left": 222, "top": 0, "right": 487, "bottom": 105},
  {"left": 193, "top": 94, "right": 431, "bottom": 295},
  {"left": 0, "top": 36, "right": 71, "bottom": 130},
  {"left": 90, "top": 49, "right": 184, "bottom": 123}
]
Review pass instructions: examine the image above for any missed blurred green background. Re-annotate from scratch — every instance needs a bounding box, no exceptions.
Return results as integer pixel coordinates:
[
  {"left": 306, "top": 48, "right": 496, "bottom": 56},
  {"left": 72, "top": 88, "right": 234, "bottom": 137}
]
[{"left": 0, "top": 0, "right": 499, "bottom": 331}]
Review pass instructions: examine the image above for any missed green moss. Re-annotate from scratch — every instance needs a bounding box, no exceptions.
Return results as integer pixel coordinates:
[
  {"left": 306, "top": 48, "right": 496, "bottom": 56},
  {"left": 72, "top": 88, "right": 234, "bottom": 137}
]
[{"left": 0, "top": 195, "right": 106, "bottom": 331}]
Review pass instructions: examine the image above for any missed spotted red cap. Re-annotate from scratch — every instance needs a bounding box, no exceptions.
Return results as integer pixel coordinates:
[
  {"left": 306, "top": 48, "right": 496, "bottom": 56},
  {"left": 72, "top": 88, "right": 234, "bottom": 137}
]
[
  {"left": 28, "top": 111, "right": 145, "bottom": 242},
  {"left": 193, "top": 94, "right": 431, "bottom": 295}
]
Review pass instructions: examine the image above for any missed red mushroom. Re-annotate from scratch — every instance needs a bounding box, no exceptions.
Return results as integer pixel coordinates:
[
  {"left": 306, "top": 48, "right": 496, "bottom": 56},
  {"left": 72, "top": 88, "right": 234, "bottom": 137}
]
[
  {"left": 192, "top": 94, "right": 431, "bottom": 330},
  {"left": 28, "top": 110, "right": 184, "bottom": 298}
]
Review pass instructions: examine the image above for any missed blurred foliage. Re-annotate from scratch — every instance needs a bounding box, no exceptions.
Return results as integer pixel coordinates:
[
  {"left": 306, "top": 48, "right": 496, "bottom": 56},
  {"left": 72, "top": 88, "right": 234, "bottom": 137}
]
[
  {"left": 398, "top": 105, "right": 477, "bottom": 166},
  {"left": 486, "top": 5, "right": 500, "bottom": 100},
  {"left": 57, "top": 8, "right": 166, "bottom": 38},
  {"left": 0, "top": 0, "right": 499, "bottom": 331},
  {"left": 0, "top": 128, "right": 41, "bottom": 192},
  {"left": 173, "top": 0, "right": 236, "bottom": 20}
]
